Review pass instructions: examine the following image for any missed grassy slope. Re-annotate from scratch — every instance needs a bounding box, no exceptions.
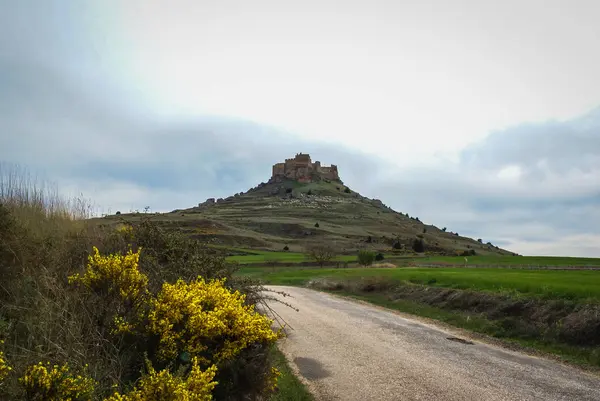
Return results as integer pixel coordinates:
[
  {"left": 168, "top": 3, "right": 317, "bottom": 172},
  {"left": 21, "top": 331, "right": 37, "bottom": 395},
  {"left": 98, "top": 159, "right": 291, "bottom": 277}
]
[
  {"left": 238, "top": 267, "right": 600, "bottom": 301},
  {"left": 226, "top": 248, "right": 600, "bottom": 267},
  {"left": 97, "top": 179, "right": 515, "bottom": 256}
]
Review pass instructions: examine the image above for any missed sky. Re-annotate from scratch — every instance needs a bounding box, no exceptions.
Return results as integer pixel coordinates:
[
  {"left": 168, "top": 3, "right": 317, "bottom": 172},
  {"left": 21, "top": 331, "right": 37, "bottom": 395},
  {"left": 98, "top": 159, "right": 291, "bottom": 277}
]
[{"left": 1, "top": 0, "right": 600, "bottom": 256}]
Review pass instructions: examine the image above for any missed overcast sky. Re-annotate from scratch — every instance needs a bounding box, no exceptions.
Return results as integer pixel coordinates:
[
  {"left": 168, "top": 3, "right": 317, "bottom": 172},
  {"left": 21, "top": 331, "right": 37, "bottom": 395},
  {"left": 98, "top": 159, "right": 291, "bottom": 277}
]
[{"left": 1, "top": 0, "right": 600, "bottom": 256}]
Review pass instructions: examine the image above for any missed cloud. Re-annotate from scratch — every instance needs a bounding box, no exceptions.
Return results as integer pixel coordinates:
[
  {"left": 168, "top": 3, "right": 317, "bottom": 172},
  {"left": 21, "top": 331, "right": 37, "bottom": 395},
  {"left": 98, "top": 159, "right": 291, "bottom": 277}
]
[{"left": 1, "top": 1, "right": 600, "bottom": 257}]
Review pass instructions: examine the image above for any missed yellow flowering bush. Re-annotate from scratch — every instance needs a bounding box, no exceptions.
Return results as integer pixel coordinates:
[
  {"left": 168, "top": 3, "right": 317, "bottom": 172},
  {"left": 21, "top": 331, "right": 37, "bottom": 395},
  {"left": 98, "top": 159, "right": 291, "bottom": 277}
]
[
  {"left": 68, "top": 247, "right": 148, "bottom": 302},
  {"left": 146, "top": 278, "right": 281, "bottom": 364},
  {"left": 20, "top": 362, "right": 96, "bottom": 401},
  {"left": 104, "top": 358, "right": 217, "bottom": 401},
  {"left": 0, "top": 341, "right": 11, "bottom": 382}
]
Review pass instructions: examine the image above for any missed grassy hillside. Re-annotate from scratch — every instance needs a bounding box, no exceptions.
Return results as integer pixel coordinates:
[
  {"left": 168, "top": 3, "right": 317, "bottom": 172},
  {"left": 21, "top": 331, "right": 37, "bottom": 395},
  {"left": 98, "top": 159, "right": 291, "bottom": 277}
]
[{"left": 96, "top": 179, "right": 515, "bottom": 257}]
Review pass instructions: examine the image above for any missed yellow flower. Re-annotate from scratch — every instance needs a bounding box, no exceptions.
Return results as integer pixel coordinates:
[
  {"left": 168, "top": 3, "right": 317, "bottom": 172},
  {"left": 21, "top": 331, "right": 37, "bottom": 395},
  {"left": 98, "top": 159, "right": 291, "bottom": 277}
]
[
  {"left": 69, "top": 246, "right": 148, "bottom": 303},
  {"left": 104, "top": 358, "right": 217, "bottom": 401},
  {"left": 146, "top": 277, "right": 281, "bottom": 364},
  {"left": 0, "top": 341, "right": 11, "bottom": 382},
  {"left": 20, "top": 362, "right": 96, "bottom": 401}
]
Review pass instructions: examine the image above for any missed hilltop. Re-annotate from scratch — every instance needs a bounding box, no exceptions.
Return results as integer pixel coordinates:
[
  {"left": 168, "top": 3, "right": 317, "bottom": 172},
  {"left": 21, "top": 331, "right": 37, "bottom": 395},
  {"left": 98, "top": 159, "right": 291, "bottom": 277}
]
[{"left": 99, "top": 153, "right": 515, "bottom": 257}]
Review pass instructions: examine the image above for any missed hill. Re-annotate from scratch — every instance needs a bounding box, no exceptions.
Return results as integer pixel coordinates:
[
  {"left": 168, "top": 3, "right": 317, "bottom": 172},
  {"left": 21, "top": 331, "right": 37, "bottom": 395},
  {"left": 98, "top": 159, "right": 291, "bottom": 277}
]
[{"left": 98, "top": 153, "right": 515, "bottom": 257}]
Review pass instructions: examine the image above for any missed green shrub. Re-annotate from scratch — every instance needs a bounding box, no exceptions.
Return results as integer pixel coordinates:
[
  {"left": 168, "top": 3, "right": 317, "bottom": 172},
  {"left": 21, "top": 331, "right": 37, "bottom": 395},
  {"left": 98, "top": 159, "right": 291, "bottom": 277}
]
[
  {"left": 357, "top": 250, "right": 376, "bottom": 266},
  {"left": 0, "top": 165, "right": 283, "bottom": 400},
  {"left": 375, "top": 253, "right": 384, "bottom": 261},
  {"left": 412, "top": 238, "right": 425, "bottom": 253}
]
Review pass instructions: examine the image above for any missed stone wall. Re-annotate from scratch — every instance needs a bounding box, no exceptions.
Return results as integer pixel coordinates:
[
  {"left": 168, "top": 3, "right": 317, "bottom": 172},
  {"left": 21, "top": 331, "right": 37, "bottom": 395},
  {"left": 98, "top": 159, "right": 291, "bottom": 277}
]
[{"left": 271, "top": 153, "right": 340, "bottom": 182}]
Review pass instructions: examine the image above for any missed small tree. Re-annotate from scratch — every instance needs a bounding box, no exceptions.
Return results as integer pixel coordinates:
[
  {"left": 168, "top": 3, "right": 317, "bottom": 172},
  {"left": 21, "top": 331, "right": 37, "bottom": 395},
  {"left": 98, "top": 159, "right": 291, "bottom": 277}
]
[
  {"left": 116, "top": 211, "right": 121, "bottom": 215},
  {"left": 412, "top": 238, "right": 425, "bottom": 253},
  {"left": 357, "top": 250, "right": 376, "bottom": 266},
  {"left": 442, "top": 227, "right": 447, "bottom": 232},
  {"left": 314, "top": 222, "right": 320, "bottom": 228},
  {"left": 477, "top": 238, "right": 483, "bottom": 243},
  {"left": 375, "top": 253, "right": 384, "bottom": 261},
  {"left": 283, "top": 245, "right": 289, "bottom": 251},
  {"left": 306, "top": 244, "right": 335, "bottom": 267},
  {"left": 344, "top": 187, "right": 351, "bottom": 193},
  {"left": 307, "top": 189, "right": 312, "bottom": 196}
]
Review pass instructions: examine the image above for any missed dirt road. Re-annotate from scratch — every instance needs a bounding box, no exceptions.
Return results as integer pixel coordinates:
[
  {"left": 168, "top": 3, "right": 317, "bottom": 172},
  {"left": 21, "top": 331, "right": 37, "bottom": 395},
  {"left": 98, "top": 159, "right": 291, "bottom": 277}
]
[{"left": 266, "top": 286, "right": 600, "bottom": 401}]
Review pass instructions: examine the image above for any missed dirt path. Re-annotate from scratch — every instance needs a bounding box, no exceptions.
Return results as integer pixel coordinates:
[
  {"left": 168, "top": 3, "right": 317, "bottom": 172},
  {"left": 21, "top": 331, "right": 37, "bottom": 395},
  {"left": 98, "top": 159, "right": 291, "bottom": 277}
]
[{"left": 266, "top": 286, "right": 600, "bottom": 401}]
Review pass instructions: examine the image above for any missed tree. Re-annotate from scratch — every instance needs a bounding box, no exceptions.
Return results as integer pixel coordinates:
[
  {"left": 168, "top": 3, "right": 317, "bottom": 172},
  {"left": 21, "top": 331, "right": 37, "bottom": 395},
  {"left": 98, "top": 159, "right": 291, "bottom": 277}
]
[
  {"left": 375, "top": 253, "right": 385, "bottom": 261},
  {"left": 314, "top": 222, "right": 320, "bottom": 228},
  {"left": 307, "top": 189, "right": 312, "bottom": 196},
  {"left": 477, "top": 238, "right": 483, "bottom": 243},
  {"left": 306, "top": 244, "right": 335, "bottom": 267},
  {"left": 357, "top": 250, "right": 376, "bottom": 266},
  {"left": 442, "top": 227, "right": 447, "bottom": 232},
  {"left": 344, "top": 187, "right": 351, "bottom": 193},
  {"left": 283, "top": 245, "right": 289, "bottom": 251},
  {"left": 412, "top": 238, "right": 425, "bottom": 253}
]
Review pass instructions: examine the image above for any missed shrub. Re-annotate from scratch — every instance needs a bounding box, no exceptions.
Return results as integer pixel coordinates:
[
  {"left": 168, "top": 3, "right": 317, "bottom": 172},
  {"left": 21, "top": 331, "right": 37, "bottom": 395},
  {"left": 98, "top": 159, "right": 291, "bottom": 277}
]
[
  {"left": 375, "top": 253, "right": 384, "bottom": 261},
  {"left": 314, "top": 222, "right": 319, "bottom": 228},
  {"left": 116, "top": 211, "right": 121, "bottom": 215},
  {"left": 20, "top": 362, "right": 96, "bottom": 401},
  {"left": 344, "top": 187, "right": 351, "bottom": 193},
  {"left": 307, "top": 190, "right": 312, "bottom": 196},
  {"left": 357, "top": 250, "right": 376, "bottom": 266},
  {"left": 285, "top": 188, "right": 292, "bottom": 194},
  {"left": 392, "top": 241, "right": 402, "bottom": 250},
  {"left": 306, "top": 244, "right": 335, "bottom": 267},
  {"left": 412, "top": 238, "right": 425, "bottom": 253},
  {"left": 283, "top": 245, "right": 289, "bottom": 251}
]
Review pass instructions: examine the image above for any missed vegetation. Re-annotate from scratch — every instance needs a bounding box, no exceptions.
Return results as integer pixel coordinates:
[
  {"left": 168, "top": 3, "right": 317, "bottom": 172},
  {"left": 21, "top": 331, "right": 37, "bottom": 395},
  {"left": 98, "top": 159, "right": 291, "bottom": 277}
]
[
  {"left": 237, "top": 266, "right": 600, "bottom": 367},
  {"left": 0, "top": 165, "right": 298, "bottom": 401},
  {"left": 306, "top": 244, "right": 336, "bottom": 267},
  {"left": 357, "top": 250, "right": 376, "bottom": 266}
]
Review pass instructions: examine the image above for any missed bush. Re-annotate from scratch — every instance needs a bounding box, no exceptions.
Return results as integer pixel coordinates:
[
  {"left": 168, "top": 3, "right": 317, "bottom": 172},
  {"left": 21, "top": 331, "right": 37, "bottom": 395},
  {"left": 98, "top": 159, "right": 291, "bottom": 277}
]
[
  {"left": 392, "top": 241, "right": 402, "bottom": 250},
  {"left": 307, "top": 190, "right": 312, "bottom": 196},
  {"left": 412, "top": 238, "right": 425, "bottom": 253},
  {"left": 116, "top": 211, "right": 121, "bottom": 215},
  {"left": 0, "top": 164, "right": 283, "bottom": 400},
  {"left": 283, "top": 245, "right": 289, "bottom": 251},
  {"left": 285, "top": 188, "right": 292, "bottom": 194},
  {"left": 314, "top": 222, "right": 319, "bottom": 228},
  {"left": 357, "top": 250, "right": 376, "bottom": 266},
  {"left": 344, "top": 187, "right": 351, "bottom": 193},
  {"left": 375, "top": 253, "right": 384, "bottom": 261}
]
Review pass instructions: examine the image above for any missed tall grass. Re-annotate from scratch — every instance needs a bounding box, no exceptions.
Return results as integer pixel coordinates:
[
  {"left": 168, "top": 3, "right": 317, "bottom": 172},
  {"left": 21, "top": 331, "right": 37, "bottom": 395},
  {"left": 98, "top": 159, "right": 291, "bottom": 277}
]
[
  {"left": 0, "top": 163, "right": 290, "bottom": 400},
  {"left": 0, "top": 162, "right": 93, "bottom": 241}
]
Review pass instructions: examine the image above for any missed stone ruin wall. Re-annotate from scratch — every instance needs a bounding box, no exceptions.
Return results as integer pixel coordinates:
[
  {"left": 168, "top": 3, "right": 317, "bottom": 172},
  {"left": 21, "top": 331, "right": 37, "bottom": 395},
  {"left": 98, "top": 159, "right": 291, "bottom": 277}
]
[{"left": 271, "top": 153, "right": 340, "bottom": 182}]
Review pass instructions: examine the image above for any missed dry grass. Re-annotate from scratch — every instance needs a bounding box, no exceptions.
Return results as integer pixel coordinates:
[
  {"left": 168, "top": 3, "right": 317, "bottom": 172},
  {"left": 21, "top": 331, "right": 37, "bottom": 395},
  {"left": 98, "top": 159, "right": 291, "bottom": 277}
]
[{"left": 0, "top": 164, "right": 285, "bottom": 400}]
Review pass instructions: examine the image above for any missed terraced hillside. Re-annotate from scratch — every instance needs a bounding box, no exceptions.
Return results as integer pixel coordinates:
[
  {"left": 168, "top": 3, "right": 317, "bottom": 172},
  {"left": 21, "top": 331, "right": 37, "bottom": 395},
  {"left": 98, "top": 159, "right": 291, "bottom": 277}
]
[{"left": 98, "top": 178, "right": 514, "bottom": 257}]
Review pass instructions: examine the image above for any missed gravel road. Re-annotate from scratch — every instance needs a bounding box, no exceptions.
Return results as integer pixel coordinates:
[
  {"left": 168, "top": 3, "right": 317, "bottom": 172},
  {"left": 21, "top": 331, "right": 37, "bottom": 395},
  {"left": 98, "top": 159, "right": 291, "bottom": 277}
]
[{"left": 266, "top": 286, "right": 600, "bottom": 401}]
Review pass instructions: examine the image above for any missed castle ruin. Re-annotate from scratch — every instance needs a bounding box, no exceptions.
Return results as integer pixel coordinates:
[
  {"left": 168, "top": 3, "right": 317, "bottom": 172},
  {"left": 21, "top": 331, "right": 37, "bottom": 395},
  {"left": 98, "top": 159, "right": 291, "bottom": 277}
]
[{"left": 271, "top": 153, "right": 340, "bottom": 183}]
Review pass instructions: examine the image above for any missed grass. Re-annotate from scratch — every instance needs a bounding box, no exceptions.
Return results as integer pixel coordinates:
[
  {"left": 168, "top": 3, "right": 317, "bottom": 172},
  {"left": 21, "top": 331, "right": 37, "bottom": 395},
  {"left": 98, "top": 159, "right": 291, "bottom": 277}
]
[
  {"left": 226, "top": 250, "right": 357, "bottom": 263},
  {"left": 332, "top": 291, "right": 600, "bottom": 368},
  {"left": 269, "top": 346, "right": 313, "bottom": 401},
  {"left": 237, "top": 266, "right": 600, "bottom": 368},
  {"left": 237, "top": 266, "right": 600, "bottom": 301},
  {"left": 413, "top": 255, "right": 600, "bottom": 267},
  {"left": 218, "top": 245, "right": 600, "bottom": 267},
  {"left": 0, "top": 163, "right": 301, "bottom": 400}
]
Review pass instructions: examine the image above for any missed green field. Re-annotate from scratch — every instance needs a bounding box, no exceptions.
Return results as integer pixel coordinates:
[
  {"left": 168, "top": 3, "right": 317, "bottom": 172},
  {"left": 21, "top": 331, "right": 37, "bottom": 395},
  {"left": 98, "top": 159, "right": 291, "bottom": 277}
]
[
  {"left": 222, "top": 246, "right": 600, "bottom": 267},
  {"left": 237, "top": 266, "right": 600, "bottom": 301},
  {"left": 412, "top": 255, "right": 600, "bottom": 267}
]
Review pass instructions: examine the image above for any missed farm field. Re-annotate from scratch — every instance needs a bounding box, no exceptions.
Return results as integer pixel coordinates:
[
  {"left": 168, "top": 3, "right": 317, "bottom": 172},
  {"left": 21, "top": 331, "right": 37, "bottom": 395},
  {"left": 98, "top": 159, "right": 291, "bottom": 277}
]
[
  {"left": 224, "top": 246, "right": 600, "bottom": 267},
  {"left": 238, "top": 266, "right": 600, "bottom": 301}
]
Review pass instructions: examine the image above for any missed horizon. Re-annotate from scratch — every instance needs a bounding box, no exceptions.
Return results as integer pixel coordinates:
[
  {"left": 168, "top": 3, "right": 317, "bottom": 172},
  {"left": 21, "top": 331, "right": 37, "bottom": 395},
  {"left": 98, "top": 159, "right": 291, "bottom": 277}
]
[{"left": 1, "top": 1, "right": 600, "bottom": 257}]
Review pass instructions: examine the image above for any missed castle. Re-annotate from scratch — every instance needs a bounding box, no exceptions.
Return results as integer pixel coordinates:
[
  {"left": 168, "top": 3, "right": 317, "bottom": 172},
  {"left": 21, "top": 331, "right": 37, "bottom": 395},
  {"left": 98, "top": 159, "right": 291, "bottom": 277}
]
[{"left": 271, "top": 153, "right": 340, "bottom": 183}]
